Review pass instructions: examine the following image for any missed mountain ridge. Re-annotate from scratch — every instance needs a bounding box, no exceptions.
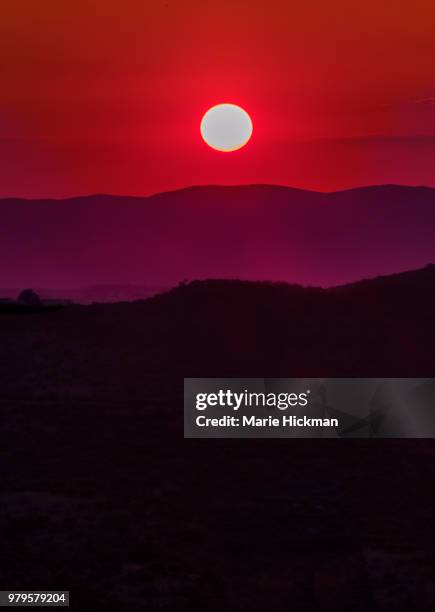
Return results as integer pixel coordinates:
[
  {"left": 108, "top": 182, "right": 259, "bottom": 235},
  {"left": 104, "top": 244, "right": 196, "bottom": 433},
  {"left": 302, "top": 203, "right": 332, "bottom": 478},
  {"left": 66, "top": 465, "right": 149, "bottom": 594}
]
[
  {"left": 1, "top": 184, "right": 435, "bottom": 288},
  {"left": 1, "top": 183, "right": 435, "bottom": 202}
]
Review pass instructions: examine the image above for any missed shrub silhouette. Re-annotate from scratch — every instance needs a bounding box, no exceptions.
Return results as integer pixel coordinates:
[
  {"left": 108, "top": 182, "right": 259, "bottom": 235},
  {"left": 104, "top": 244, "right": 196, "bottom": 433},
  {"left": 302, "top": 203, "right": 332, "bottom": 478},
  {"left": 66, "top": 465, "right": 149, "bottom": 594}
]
[{"left": 17, "top": 289, "right": 41, "bottom": 306}]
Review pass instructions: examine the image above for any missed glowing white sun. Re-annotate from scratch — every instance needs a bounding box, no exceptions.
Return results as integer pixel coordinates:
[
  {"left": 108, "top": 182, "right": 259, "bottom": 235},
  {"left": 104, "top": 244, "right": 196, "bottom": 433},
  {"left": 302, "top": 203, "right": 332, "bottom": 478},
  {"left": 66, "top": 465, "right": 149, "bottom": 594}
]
[{"left": 200, "top": 103, "right": 253, "bottom": 152}]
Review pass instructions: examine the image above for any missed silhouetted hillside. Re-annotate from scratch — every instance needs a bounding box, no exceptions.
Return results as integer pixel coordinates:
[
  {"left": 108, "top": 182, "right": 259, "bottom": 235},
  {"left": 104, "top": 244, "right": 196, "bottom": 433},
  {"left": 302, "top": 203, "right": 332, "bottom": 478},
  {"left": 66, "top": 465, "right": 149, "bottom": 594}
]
[
  {"left": 1, "top": 266, "right": 435, "bottom": 610},
  {"left": 1, "top": 185, "right": 435, "bottom": 288},
  {"left": 1, "top": 265, "right": 434, "bottom": 400}
]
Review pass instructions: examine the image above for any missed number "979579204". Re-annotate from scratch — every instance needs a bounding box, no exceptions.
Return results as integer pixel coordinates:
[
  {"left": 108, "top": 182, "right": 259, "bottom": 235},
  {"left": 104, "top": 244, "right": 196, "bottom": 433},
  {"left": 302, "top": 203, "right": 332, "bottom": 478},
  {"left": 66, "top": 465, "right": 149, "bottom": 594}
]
[{"left": 0, "top": 592, "right": 69, "bottom": 607}]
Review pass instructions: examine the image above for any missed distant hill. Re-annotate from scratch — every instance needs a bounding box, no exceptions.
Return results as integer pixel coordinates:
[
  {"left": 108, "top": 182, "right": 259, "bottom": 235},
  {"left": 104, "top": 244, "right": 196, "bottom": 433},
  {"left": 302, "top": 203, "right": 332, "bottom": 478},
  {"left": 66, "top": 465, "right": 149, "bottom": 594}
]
[
  {"left": 1, "top": 184, "right": 435, "bottom": 288},
  {"left": 0, "top": 265, "right": 434, "bottom": 399}
]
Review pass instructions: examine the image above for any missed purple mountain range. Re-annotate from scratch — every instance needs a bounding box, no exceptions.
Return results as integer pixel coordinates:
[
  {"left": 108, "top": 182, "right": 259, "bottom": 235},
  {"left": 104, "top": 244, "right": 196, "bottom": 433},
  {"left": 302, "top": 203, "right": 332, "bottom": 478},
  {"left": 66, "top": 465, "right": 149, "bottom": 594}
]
[{"left": 1, "top": 184, "right": 434, "bottom": 288}]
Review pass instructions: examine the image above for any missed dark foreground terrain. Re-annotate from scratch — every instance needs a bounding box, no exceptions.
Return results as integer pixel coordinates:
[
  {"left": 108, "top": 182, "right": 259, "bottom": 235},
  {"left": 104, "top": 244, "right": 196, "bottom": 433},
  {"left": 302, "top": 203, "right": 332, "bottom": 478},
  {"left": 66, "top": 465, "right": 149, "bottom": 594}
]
[{"left": 1, "top": 266, "right": 435, "bottom": 610}]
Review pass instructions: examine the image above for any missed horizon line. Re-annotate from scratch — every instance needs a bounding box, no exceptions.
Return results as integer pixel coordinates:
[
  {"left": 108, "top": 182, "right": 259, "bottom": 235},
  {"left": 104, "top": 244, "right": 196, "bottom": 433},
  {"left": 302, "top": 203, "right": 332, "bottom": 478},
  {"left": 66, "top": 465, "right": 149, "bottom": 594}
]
[
  {"left": 1, "top": 263, "right": 434, "bottom": 295},
  {"left": 1, "top": 182, "right": 435, "bottom": 202}
]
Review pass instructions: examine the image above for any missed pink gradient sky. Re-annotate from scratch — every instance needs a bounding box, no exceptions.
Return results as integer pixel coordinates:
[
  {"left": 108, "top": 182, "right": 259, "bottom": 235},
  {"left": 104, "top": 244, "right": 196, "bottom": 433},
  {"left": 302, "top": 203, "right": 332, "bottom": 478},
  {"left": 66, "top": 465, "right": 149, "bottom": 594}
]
[{"left": 1, "top": 1, "right": 434, "bottom": 197}]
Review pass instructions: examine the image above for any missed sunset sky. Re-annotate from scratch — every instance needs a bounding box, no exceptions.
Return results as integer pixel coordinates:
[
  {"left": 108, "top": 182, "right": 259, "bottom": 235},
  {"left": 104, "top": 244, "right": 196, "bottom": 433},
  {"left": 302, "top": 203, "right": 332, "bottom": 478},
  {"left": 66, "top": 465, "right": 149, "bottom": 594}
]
[{"left": 1, "top": 0, "right": 435, "bottom": 197}]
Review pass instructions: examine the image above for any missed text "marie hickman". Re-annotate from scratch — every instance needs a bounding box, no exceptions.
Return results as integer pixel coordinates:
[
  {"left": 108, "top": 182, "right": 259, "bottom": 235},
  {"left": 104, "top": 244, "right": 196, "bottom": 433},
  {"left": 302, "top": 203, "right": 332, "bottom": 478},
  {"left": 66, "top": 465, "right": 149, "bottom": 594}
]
[{"left": 196, "top": 415, "right": 339, "bottom": 428}]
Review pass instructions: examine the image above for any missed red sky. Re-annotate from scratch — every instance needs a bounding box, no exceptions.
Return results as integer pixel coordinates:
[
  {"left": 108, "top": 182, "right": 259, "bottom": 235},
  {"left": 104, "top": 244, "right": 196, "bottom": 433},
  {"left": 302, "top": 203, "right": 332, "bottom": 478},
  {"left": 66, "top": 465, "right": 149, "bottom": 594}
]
[{"left": 1, "top": 0, "right": 435, "bottom": 197}]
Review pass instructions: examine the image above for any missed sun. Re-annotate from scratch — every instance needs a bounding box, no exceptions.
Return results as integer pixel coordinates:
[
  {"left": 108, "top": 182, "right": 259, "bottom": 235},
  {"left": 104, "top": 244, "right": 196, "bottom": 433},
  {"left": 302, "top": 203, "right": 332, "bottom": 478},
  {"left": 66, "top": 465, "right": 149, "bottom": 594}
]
[{"left": 200, "top": 103, "right": 253, "bottom": 152}]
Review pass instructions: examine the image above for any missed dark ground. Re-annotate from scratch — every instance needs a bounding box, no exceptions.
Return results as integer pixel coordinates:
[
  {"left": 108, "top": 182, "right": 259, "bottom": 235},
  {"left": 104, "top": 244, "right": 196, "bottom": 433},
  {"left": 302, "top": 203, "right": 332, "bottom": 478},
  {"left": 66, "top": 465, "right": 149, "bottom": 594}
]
[{"left": 1, "top": 266, "right": 435, "bottom": 610}]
